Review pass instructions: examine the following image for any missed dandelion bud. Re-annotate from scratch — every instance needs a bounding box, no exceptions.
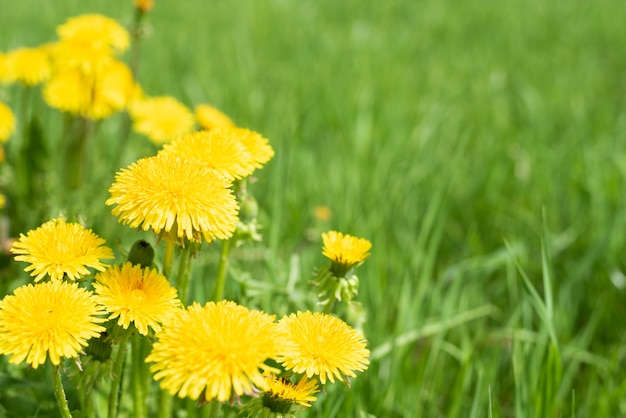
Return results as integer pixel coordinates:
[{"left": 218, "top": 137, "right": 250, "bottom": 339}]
[{"left": 126, "top": 239, "right": 154, "bottom": 268}]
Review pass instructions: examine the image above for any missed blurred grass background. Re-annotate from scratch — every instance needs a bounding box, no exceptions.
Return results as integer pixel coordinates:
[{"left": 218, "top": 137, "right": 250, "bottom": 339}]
[{"left": 2, "top": 0, "right": 626, "bottom": 416}]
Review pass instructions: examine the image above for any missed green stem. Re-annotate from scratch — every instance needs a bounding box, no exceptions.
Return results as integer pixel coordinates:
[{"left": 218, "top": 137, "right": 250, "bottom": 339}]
[
  {"left": 176, "top": 243, "right": 195, "bottom": 304},
  {"left": 108, "top": 331, "right": 132, "bottom": 418},
  {"left": 211, "top": 239, "right": 231, "bottom": 302},
  {"left": 157, "top": 390, "right": 173, "bottom": 418},
  {"left": 51, "top": 363, "right": 73, "bottom": 418},
  {"left": 163, "top": 240, "right": 176, "bottom": 278},
  {"left": 65, "top": 116, "right": 90, "bottom": 190},
  {"left": 132, "top": 335, "right": 147, "bottom": 418},
  {"left": 206, "top": 399, "right": 221, "bottom": 418}
]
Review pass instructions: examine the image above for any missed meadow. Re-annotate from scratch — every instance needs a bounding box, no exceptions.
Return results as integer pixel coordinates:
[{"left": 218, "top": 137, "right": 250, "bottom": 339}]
[{"left": 1, "top": 0, "right": 626, "bottom": 417}]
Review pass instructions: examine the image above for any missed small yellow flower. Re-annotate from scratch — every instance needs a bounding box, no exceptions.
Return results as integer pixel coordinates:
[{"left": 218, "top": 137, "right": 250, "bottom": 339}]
[
  {"left": 0, "top": 280, "right": 106, "bottom": 368},
  {"left": 146, "top": 300, "right": 279, "bottom": 402},
  {"left": 0, "top": 52, "right": 12, "bottom": 83},
  {"left": 57, "top": 14, "right": 130, "bottom": 54},
  {"left": 134, "top": 0, "right": 155, "bottom": 12},
  {"left": 106, "top": 154, "right": 239, "bottom": 243},
  {"left": 49, "top": 40, "right": 113, "bottom": 75},
  {"left": 3, "top": 46, "right": 51, "bottom": 86},
  {"left": 322, "top": 231, "right": 371, "bottom": 268},
  {"left": 94, "top": 262, "right": 181, "bottom": 335},
  {"left": 44, "top": 59, "right": 134, "bottom": 120},
  {"left": 0, "top": 102, "right": 15, "bottom": 143},
  {"left": 233, "top": 127, "right": 275, "bottom": 170},
  {"left": 276, "top": 311, "right": 370, "bottom": 384},
  {"left": 130, "top": 96, "right": 195, "bottom": 144},
  {"left": 264, "top": 374, "right": 319, "bottom": 408},
  {"left": 159, "top": 130, "right": 255, "bottom": 180},
  {"left": 10, "top": 218, "right": 115, "bottom": 282},
  {"left": 194, "top": 104, "right": 235, "bottom": 131}
]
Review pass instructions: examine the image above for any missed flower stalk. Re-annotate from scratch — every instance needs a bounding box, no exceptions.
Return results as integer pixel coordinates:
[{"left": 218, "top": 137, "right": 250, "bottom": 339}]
[{"left": 51, "top": 363, "right": 73, "bottom": 418}]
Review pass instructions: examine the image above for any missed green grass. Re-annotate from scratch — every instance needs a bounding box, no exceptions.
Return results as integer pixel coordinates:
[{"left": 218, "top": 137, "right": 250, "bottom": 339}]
[{"left": 2, "top": 0, "right": 626, "bottom": 416}]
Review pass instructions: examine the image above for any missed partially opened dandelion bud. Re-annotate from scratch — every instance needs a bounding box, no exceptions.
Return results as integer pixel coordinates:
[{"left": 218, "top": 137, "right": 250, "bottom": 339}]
[
  {"left": 126, "top": 239, "right": 155, "bottom": 268},
  {"left": 313, "top": 231, "right": 372, "bottom": 306}
]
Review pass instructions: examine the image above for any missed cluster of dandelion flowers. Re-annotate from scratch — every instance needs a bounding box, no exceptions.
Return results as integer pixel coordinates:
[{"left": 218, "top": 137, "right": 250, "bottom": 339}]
[
  {"left": 195, "top": 104, "right": 235, "bottom": 131},
  {"left": 10, "top": 218, "right": 115, "bottom": 282},
  {"left": 146, "top": 300, "right": 280, "bottom": 401},
  {"left": 93, "top": 262, "right": 181, "bottom": 335},
  {"left": 322, "top": 230, "right": 372, "bottom": 269},
  {"left": 0, "top": 280, "right": 106, "bottom": 368},
  {"left": 276, "top": 311, "right": 370, "bottom": 384},
  {"left": 106, "top": 155, "right": 239, "bottom": 243},
  {"left": 159, "top": 130, "right": 257, "bottom": 180},
  {"left": 0, "top": 101, "right": 15, "bottom": 143},
  {"left": 56, "top": 14, "right": 130, "bottom": 53},
  {"left": 129, "top": 96, "right": 195, "bottom": 144}
]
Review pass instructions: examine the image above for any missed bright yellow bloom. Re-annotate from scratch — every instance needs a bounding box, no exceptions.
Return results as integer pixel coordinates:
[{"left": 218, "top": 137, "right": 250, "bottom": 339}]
[
  {"left": 322, "top": 231, "right": 371, "bottom": 268},
  {"left": 10, "top": 218, "right": 115, "bottom": 282},
  {"left": 57, "top": 14, "right": 130, "bottom": 54},
  {"left": 44, "top": 59, "right": 134, "bottom": 120},
  {"left": 0, "top": 280, "right": 106, "bottom": 368},
  {"left": 0, "top": 102, "right": 15, "bottom": 143},
  {"left": 130, "top": 96, "right": 195, "bottom": 144},
  {"left": 134, "top": 0, "right": 155, "bottom": 12},
  {"left": 106, "top": 154, "right": 239, "bottom": 243},
  {"left": 159, "top": 130, "right": 255, "bottom": 180},
  {"left": 49, "top": 40, "right": 113, "bottom": 76},
  {"left": 233, "top": 127, "right": 274, "bottom": 170},
  {"left": 276, "top": 311, "right": 370, "bottom": 384},
  {"left": 264, "top": 374, "right": 319, "bottom": 408},
  {"left": 93, "top": 262, "right": 181, "bottom": 335},
  {"left": 194, "top": 104, "right": 235, "bottom": 131},
  {"left": 3, "top": 47, "right": 51, "bottom": 86},
  {"left": 146, "top": 300, "right": 279, "bottom": 401},
  {"left": 0, "top": 52, "right": 11, "bottom": 82}
]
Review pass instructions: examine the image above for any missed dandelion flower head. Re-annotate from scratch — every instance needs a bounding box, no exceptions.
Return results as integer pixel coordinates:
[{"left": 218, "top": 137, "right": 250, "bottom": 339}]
[
  {"left": 264, "top": 374, "right": 319, "bottom": 409},
  {"left": 106, "top": 154, "right": 239, "bottom": 243},
  {"left": 10, "top": 218, "right": 114, "bottom": 282},
  {"left": 130, "top": 96, "right": 195, "bottom": 144},
  {"left": 159, "top": 130, "right": 255, "bottom": 180},
  {"left": 194, "top": 104, "right": 235, "bottom": 131},
  {"left": 322, "top": 231, "right": 371, "bottom": 268},
  {"left": 276, "top": 311, "right": 370, "bottom": 384},
  {"left": 94, "top": 262, "right": 181, "bottom": 335},
  {"left": 3, "top": 46, "right": 51, "bottom": 86},
  {"left": 231, "top": 127, "right": 275, "bottom": 170},
  {"left": 0, "top": 280, "right": 105, "bottom": 368},
  {"left": 0, "top": 101, "right": 15, "bottom": 143},
  {"left": 57, "top": 14, "right": 130, "bottom": 54},
  {"left": 146, "top": 300, "right": 280, "bottom": 402}
]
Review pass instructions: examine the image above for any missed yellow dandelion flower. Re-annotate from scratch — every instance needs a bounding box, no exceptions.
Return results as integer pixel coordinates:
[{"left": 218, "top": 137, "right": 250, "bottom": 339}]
[
  {"left": 44, "top": 58, "right": 134, "bottom": 120},
  {"left": 0, "top": 102, "right": 15, "bottom": 143},
  {"left": 322, "top": 231, "right": 371, "bottom": 268},
  {"left": 264, "top": 374, "right": 319, "bottom": 409},
  {"left": 133, "top": 0, "right": 154, "bottom": 12},
  {"left": 10, "top": 218, "right": 115, "bottom": 282},
  {"left": 3, "top": 47, "right": 51, "bottom": 86},
  {"left": 49, "top": 40, "right": 113, "bottom": 76},
  {"left": 130, "top": 96, "right": 195, "bottom": 144},
  {"left": 0, "top": 280, "right": 106, "bottom": 368},
  {"left": 232, "top": 127, "right": 274, "bottom": 169},
  {"left": 0, "top": 52, "right": 12, "bottom": 83},
  {"left": 159, "top": 130, "right": 255, "bottom": 180},
  {"left": 194, "top": 104, "right": 235, "bottom": 131},
  {"left": 93, "top": 262, "right": 181, "bottom": 335},
  {"left": 106, "top": 155, "right": 239, "bottom": 243},
  {"left": 57, "top": 14, "right": 130, "bottom": 53},
  {"left": 146, "top": 300, "right": 279, "bottom": 402},
  {"left": 276, "top": 311, "right": 370, "bottom": 384}
]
